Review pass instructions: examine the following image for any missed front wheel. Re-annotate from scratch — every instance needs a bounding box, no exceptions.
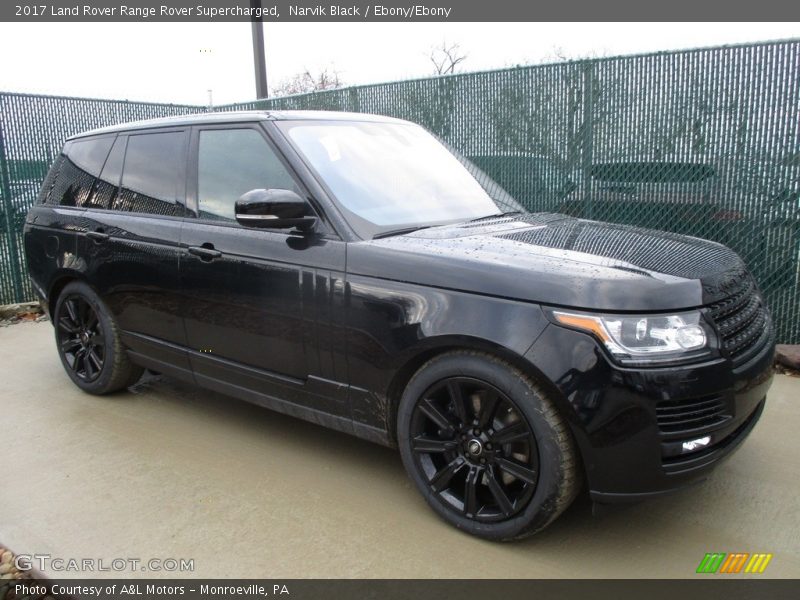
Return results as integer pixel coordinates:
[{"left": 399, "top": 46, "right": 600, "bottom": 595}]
[
  {"left": 397, "top": 351, "right": 580, "bottom": 541},
  {"left": 53, "top": 281, "right": 143, "bottom": 394}
]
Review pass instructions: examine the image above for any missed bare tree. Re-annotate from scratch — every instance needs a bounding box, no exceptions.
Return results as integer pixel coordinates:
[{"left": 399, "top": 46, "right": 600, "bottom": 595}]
[
  {"left": 271, "top": 68, "right": 344, "bottom": 97},
  {"left": 429, "top": 42, "right": 467, "bottom": 76}
]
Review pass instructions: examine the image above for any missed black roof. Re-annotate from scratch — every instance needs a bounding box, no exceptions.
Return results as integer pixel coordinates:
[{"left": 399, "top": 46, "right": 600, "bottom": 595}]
[{"left": 68, "top": 110, "right": 408, "bottom": 140}]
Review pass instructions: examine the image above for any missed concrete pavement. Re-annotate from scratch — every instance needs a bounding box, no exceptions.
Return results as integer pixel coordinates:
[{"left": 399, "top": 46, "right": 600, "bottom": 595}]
[{"left": 1, "top": 320, "right": 798, "bottom": 578}]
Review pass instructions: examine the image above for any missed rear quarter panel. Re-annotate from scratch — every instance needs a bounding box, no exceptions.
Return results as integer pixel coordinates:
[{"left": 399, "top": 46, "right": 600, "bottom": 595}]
[{"left": 24, "top": 206, "right": 85, "bottom": 310}]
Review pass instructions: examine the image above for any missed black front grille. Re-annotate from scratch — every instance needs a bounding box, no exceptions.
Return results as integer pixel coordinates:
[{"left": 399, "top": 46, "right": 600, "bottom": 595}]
[
  {"left": 656, "top": 395, "right": 730, "bottom": 436},
  {"left": 707, "top": 277, "right": 770, "bottom": 364}
]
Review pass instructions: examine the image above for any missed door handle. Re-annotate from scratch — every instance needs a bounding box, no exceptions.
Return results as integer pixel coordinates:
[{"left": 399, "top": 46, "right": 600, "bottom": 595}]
[
  {"left": 86, "top": 230, "right": 109, "bottom": 242},
  {"left": 188, "top": 244, "right": 222, "bottom": 261}
]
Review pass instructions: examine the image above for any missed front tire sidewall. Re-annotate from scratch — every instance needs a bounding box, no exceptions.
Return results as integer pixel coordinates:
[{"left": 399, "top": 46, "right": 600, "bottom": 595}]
[
  {"left": 398, "top": 353, "right": 571, "bottom": 541},
  {"left": 54, "top": 282, "right": 122, "bottom": 394}
]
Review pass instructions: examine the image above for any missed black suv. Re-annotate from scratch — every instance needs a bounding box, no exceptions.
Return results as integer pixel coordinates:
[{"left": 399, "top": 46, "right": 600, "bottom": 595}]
[{"left": 24, "top": 111, "right": 774, "bottom": 540}]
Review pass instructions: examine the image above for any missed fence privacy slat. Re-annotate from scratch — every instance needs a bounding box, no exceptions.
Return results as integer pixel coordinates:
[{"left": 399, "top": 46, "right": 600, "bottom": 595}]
[{"left": 1, "top": 40, "right": 798, "bottom": 343}]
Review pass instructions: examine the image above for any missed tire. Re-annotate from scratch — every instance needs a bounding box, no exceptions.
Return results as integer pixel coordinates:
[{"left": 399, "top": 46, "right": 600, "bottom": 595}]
[
  {"left": 53, "top": 281, "right": 143, "bottom": 394},
  {"left": 397, "top": 351, "right": 580, "bottom": 541}
]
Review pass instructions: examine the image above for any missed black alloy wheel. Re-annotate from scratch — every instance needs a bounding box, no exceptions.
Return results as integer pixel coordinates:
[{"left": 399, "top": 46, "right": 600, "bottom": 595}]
[
  {"left": 56, "top": 295, "right": 105, "bottom": 382},
  {"left": 409, "top": 377, "right": 539, "bottom": 522},
  {"left": 397, "top": 351, "right": 580, "bottom": 540},
  {"left": 53, "top": 280, "right": 143, "bottom": 394}
]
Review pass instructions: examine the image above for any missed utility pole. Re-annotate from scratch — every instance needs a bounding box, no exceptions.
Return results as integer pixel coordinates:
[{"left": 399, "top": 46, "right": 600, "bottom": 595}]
[{"left": 250, "top": 0, "right": 268, "bottom": 99}]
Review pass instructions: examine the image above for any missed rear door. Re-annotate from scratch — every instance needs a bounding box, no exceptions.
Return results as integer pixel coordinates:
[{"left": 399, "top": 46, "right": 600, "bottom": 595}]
[
  {"left": 179, "top": 123, "right": 348, "bottom": 416},
  {"left": 77, "top": 128, "right": 191, "bottom": 375}
]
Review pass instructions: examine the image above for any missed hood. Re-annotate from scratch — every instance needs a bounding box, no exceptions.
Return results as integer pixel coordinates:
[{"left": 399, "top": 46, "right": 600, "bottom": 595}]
[{"left": 347, "top": 213, "right": 749, "bottom": 312}]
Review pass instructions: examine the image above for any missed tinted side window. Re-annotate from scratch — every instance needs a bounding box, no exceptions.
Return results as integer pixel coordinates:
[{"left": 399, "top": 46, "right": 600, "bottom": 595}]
[
  {"left": 38, "top": 154, "right": 64, "bottom": 205},
  {"left": 69, "top": 136, "right": 114, "bottom": 176},
  {"left": 197, "top": 128, "right": 300, "bottom": 222},
  {"left": 90, "top": 135, "right": 127, "bottom": 210},
  {"left": 49, "top": 136, "right": 114, "bottom": 207},
  {"left": 114, "top": 131, "right": 184, "bottom": 216}
]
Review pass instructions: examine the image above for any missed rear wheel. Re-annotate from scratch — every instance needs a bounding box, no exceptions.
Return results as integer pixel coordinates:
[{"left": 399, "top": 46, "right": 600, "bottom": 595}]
[
  {"left": 53, "top": 281, "right": 143, "bottom": 394},
  {"left": 397, "top": 351, "right": 580, "bottom": 540}
]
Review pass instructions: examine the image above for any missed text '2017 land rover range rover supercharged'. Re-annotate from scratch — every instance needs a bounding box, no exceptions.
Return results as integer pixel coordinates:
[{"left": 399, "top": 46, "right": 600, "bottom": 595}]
[{"left": 24, "top": 111, "right": 774, "bottom": 540}]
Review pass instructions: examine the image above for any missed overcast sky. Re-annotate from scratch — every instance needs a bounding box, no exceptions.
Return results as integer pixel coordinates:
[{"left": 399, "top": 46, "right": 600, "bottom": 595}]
[{"left": 0, "top": 22, "right": 797, "bottom": 106}]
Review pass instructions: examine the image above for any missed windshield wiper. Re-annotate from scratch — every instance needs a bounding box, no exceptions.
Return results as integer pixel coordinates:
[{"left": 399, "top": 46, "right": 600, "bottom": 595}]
[
  {"left": 465, "top": 211, "right": 523, "bottom": 223},
  {"left": 372, "top": 225, "right": 434, "bottom": 239}
]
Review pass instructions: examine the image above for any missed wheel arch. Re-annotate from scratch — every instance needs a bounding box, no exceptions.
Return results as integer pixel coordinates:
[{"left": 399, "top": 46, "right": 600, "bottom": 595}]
[
  {"left": 47, "top": 270, "right": 89, "bottom": 319},
  {"left": 384, "top": 335, "right": 567, "bottom": 446}
]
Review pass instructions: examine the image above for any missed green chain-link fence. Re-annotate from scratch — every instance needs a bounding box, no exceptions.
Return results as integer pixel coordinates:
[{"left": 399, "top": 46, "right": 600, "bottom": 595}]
[{"left": 1, "top": 40, "right": 799, "bottom": 342}]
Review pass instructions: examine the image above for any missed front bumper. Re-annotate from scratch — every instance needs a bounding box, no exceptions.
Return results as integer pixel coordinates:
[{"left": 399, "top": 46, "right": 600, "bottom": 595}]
[{"left": 524, "top": 323, "right": 774, "bottom": 502}]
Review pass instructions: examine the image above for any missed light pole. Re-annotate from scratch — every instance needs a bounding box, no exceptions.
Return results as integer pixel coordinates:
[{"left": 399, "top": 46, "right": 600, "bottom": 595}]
[{"left": 250, "top": 0, "right": 268, "bottom": 99}]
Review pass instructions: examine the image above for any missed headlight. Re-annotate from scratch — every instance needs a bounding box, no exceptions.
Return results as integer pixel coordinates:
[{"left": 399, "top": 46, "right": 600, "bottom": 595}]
[{"left": 552, "top": 310, "right": 711, "bottom": 363}]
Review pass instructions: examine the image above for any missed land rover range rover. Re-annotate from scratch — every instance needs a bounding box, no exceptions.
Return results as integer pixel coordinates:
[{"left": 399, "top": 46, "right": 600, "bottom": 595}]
[{"left": 24, "top": 111, "right": 774, "bottom": 540}]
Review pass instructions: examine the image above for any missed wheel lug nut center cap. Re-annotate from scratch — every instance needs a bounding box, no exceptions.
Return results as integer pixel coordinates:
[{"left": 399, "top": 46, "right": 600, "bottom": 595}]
[{"left": 467, "top": 439, "right": 483, "bottom": 457}]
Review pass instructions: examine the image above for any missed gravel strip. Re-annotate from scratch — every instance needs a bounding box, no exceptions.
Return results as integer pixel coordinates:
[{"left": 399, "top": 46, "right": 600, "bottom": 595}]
[
  {"left": 0, "top": 302, "right": 47, "bottom": 328},
  {"left": 0, "top": 544, "right": 54, "bottom": 600}
]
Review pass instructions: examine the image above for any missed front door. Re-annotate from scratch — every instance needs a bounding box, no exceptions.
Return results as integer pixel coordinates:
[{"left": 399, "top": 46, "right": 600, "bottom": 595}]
[{"left": 179, "top": 124, "right": 348, "bottom": 416}]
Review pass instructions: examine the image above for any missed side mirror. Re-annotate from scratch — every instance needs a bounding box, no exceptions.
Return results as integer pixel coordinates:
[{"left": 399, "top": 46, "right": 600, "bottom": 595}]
[{"left": 235, "top": 189, "right": 317, "bottom": 231}]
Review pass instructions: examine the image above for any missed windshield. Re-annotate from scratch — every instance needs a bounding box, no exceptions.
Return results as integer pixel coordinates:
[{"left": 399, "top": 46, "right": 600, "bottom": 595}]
[{"left": 277, "top": 120, "right": 522, "bottom": 238}]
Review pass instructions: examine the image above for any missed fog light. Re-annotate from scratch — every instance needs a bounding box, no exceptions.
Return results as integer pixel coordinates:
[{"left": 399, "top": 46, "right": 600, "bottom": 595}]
[{"left": 682, "top": 436, "right": 711, "bottom": 452}]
